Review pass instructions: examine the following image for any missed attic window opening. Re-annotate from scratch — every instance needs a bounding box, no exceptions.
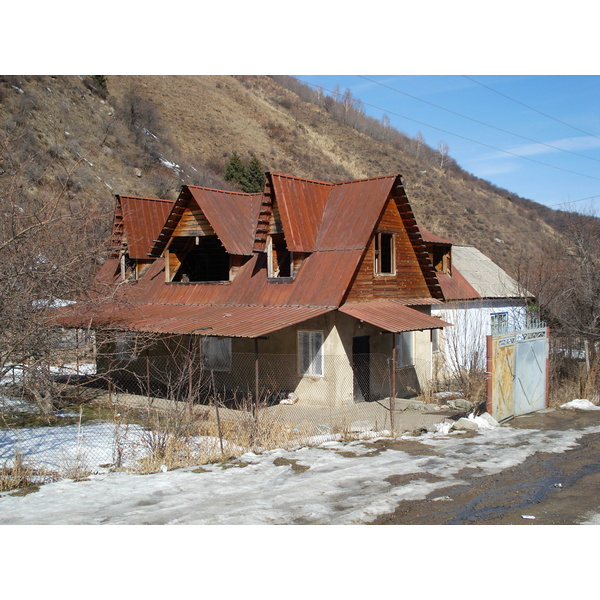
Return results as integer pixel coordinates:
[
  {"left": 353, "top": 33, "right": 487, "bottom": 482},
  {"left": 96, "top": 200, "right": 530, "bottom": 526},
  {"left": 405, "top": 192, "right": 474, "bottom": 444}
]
[
  {"left": 432, "top": 246, "right": 451, "bottom": 275},
  {"left": 374, "top": 232, "right": 395, "bottom": 275},
  {"left": 267, "top": 233, "right": 293, "bottom": 278},
  {"left": 170, "top": 235, "right": 231, "bottom": 283},
  {"left": 120, "top": 254, "right": 137, "bottom": 281}
]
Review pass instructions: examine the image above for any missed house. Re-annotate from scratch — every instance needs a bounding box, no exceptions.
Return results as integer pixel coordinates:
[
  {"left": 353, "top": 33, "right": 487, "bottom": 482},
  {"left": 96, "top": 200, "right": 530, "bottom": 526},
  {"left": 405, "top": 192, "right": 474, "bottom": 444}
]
[
  {"left": 420, "top": 228, "right": 529, "bottom": 376},
  {"left": 53, "top": 173, "right": 452, "bottom": 407}
]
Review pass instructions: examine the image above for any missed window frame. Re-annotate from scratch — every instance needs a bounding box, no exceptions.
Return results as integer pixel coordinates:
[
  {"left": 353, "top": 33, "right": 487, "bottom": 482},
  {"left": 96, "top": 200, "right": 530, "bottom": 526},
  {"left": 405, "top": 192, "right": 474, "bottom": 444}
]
[
  {"left": 374, "top": 232, "right": 396, "bottom": 276},
  {"left": 203, "top": 337, "right": 232, "bottom": 372},
  {"left": 297, "top": 330, "right": 324, "bottom": 378},
  {"left": 395, "top": 331, "right": 414, "bottom": 368},
  {"left": 490, "top": 312, "right": 509, "bottom": 333},
  {"left": 115, "top": 332, "right": 138, "bottom": 361},
  {"left": 431, "top": 328, "right": 440, "bottom": 354},
  {"left": 267, "top": 234, "right": 294, "bottom": 279}
]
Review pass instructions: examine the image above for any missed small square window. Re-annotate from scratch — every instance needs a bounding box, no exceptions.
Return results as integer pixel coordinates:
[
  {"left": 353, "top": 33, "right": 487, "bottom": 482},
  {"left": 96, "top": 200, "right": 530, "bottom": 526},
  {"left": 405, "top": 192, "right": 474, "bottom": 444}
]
[{"left": 491, "top": 312, "right": 509, "bottom": 333}]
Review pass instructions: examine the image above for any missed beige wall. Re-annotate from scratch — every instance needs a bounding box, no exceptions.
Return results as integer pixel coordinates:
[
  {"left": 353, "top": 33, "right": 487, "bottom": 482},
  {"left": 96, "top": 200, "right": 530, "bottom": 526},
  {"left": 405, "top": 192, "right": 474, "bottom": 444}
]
[{"left": 97, "top": 309, "right": 436, "bottom": 407}]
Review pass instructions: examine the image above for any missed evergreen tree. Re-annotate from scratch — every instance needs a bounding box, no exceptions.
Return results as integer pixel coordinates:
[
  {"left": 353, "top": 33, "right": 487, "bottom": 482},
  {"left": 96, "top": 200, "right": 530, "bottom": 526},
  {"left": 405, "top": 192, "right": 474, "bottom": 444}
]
[
  {"left": 223, "top": 151, "right": 265, "bottom": 193},
  {"left": 242, "top": 153, "right": 266, "bottom": 193},
  {"left": 223, "top": 151, "right": 246, "bottom": 183}
]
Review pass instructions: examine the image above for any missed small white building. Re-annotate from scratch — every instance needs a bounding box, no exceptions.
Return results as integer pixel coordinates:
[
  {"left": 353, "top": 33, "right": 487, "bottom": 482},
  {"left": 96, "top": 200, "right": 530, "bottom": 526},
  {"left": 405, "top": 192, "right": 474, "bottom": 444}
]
[{"left": 420, "top": 230, "right": 530, "bottom": 376}]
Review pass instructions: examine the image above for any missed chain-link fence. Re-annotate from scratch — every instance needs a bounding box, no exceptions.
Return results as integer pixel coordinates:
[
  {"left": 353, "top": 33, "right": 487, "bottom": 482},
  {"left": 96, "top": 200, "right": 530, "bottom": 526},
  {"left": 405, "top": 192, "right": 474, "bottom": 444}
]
[{"left": 1, "top": 349, "right": 457, "bottom": 490}]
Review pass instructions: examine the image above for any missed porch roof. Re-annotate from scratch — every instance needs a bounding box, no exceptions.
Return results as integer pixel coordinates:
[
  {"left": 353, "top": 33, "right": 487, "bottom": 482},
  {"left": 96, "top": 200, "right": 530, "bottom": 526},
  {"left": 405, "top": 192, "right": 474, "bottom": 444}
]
[
  {"left": 51, "top": 302, "right": 334, "bottom": 339},
  {"left": 338, "top": 300, "right": 452, "bottom": 333}
]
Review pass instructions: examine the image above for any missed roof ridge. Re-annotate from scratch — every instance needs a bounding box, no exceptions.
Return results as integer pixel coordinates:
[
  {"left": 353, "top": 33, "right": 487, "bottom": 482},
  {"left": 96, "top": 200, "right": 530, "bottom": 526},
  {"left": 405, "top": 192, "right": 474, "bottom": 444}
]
[
  {"left": 117, "top": 194, "right": 175, "bottom": 203},
  {"left": 268, "top": 172, "right": 400, "bottom": 187},
  {"left": 186, "top": 184, "right": 262, "bottom": 197}
]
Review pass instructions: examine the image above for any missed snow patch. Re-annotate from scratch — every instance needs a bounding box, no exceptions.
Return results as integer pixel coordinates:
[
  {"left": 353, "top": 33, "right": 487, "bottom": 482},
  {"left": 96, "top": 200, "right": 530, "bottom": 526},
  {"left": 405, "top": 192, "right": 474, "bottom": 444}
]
[{"left": 561, "top": 399, "right": 600, "bottom": 410}]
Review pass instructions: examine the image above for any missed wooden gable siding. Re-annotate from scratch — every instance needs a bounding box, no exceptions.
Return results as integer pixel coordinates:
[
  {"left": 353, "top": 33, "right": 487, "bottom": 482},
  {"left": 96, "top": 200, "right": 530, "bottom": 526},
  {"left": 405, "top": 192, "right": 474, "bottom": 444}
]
[
  {"left": 172, "top": 199, "right": 215, "bottom": 237},
  {"left": 344, "top": 195, "right": 431, "bottom": 302},
  {"left": 269, "top": 199, "right": 284, "bottom": 235}
]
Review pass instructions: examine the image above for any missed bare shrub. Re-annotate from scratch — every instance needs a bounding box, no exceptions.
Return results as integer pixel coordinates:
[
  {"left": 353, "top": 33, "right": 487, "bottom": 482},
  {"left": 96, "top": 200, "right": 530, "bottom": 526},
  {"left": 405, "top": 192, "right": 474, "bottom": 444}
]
[{"left": 0, "top": 451, "right": 40, "bottom": 492}]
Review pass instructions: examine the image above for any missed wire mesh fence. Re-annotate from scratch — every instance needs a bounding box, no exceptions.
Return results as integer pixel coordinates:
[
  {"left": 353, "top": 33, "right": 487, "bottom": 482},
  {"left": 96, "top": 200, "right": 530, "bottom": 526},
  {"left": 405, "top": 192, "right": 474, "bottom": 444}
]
[{"left": 1, "top": 349, "right": 454, "bottom": 490}]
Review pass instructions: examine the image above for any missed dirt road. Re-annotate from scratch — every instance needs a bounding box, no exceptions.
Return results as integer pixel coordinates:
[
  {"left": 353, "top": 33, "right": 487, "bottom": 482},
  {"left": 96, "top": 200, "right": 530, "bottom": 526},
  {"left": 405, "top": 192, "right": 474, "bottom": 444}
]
[{"left": 372, "top": 409, "right": 600, "bottom": 525}]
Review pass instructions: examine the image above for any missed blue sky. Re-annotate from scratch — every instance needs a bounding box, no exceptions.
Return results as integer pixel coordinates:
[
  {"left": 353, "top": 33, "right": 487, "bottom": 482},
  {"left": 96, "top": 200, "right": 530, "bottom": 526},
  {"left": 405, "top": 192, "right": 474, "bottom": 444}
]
[
  {"left": 8, "top": 3, "right": 598, "bottom": 214},
  {"left": 293, "top": 75, "right": 600, "bottom": 212}
]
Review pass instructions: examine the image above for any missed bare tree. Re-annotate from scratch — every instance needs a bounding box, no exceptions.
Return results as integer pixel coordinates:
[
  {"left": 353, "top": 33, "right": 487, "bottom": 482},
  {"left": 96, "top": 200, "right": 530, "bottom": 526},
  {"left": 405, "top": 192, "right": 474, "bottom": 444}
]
[
  {"left": 414, "top": 131, "right": 425, "bottom": 159},
  {"left": 518, "top": 209, "right": 600, "bottom": 394},
  {"left": 438, "top": 141, "right": 450, "bottom": 169},
  {"left": 0, "top": 133, "right": 108, "bottom": 416}
]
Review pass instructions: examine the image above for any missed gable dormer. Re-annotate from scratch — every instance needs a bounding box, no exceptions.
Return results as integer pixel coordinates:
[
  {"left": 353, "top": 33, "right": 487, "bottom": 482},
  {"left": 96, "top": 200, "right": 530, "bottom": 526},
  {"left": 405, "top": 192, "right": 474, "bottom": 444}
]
[
  {"left": 260, "top": 173, "right": 325, "bottom": 279},
  {"left": 343, "top": 178, "right": 443, "bottom": 302},
  {"left": 109, "top": 194, "right": 175, "bottom": 282},
  {"left": 149, "top": 185, "right": 262, "bottom": 283},
  {"left": 420, "top": 228, "right": 452, "bottom": 276}
]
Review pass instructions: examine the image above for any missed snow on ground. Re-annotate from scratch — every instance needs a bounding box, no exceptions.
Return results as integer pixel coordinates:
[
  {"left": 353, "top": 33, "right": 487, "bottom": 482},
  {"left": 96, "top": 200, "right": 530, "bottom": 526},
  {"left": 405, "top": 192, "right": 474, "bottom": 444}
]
[
  {"left": 1, "top": 362, "right": 96, "bottom": 385},
  {"left": 0, "top": 421, "right": 245, "bottom": 476},
  {"left": 2, "top": 422, "right": 600, "bottom": 525},
  {"left": 561, "top": 399, "right": 600, "bottom": 410}
]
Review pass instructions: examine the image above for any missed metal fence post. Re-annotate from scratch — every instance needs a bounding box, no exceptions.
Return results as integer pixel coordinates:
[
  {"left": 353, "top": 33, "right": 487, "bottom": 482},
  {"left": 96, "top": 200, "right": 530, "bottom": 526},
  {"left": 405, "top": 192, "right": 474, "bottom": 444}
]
[
  {"left": 390, "top": 333, "right": 396, "bottom": 435},
  {"left": 254, "top": 338, "right": 259, "bottom": 419},
  {"left": 146, "top": 352, "right": 151, "bottom": 403}
]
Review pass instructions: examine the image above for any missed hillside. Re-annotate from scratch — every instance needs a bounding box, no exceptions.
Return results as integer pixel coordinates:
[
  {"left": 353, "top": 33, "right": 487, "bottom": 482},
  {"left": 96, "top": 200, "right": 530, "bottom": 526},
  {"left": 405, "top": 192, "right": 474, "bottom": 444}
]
[{"left": 0, "top": 74, "right": 571, "bottom": 277}]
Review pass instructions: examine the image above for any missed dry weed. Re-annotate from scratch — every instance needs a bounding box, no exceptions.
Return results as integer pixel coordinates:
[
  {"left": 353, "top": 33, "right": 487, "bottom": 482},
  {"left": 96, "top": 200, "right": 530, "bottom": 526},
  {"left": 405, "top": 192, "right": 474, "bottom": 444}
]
[{"left": 0, "top": 451, "right": 40, "bottom": 492}]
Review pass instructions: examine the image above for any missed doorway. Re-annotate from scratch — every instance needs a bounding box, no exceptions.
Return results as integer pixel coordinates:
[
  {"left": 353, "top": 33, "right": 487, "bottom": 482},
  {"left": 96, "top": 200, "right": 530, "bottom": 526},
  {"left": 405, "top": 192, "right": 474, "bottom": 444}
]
[{"left": 352, "top": 335, "right": 370, "bottom": 401}]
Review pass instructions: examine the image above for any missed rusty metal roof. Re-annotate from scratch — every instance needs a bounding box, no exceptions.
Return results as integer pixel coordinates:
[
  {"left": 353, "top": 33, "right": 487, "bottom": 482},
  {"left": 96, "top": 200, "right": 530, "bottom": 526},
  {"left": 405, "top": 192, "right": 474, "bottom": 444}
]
[
  {"left": 419, "top": 227, "right": 452, "bottom": 246},
  {"left": 435, "top": 270, "right": 481, "bottom": 301},
  {"left": 339, "top": 301, "right": 452, "bottom": 332},
  {"left": 317, "top": 176, "right": 398, "bottom": 250},
  {"left": 54, "top": 302, "right": 332, "bottom": 338},
  {"left": 113, "top": 195, "right": 174, "bottom": 260},
  {"left": 150, "top": 186, "right": 262, "bottom": 257},
  {"left": 187, "top": 186, "right": 262, "bottom": 256},
  {"left": 269, "top": 173, "right": 331, "bottom": 252},
  {"left": 54, "top": 173, "right": 452, "bottom": 337}
]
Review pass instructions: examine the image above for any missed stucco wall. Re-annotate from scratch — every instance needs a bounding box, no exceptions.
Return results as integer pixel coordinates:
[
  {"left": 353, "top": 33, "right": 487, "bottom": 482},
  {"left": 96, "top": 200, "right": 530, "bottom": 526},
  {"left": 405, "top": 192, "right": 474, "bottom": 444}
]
[{"left": 96, "top": 308, "right": 437, "bottom": 407}]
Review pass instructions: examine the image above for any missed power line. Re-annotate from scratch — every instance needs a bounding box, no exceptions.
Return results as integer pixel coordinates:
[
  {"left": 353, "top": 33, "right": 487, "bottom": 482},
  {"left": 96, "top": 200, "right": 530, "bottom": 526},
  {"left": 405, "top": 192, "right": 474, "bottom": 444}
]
[
  {"left": 359, "top": 75, "right": 600, "bottom": 164},
  {"left": 295, "top": 78, "right": 600, "bottom": 184},
  {"left": 463, "top": 75, "right": 600, "bottom": 143}
]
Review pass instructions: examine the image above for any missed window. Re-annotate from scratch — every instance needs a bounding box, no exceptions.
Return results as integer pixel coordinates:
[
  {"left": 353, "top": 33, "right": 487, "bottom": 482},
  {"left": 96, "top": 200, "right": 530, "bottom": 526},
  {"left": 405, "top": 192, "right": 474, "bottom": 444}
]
[
  {"left": 395, "top": 331, "right": 414, "bottom": 367},
  {"left": 491, "top": 312, "right": 509, "bottom": 333},
  {"left": 267, "top": 234, "right": 293, "bottom": 278},
  {"left": 431, "top": 246, "right": 451, "bottom": 274},
  {"left": 203, "top": 337, "right": 232, "bottom": 372},
  {"left": 115, "top": 332, "right": 138, "bottom": 360},
  {"left": 374, "top": 232, "right": 395, "bottom": 275},
  {"left": 431, "top": 328, "right": 440, "bottom": 353},
  {"left": 169, "top": 236, "right": 230, "bottom": 283},
  {"left": 298, "top": 331, "right": 324, "bottom": 377}
]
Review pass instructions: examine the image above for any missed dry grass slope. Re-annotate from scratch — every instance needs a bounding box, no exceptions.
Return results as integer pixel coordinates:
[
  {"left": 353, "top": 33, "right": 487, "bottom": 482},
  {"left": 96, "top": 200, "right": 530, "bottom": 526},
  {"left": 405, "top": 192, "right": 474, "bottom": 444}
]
[{"left": 0, "top": 74, "right": 575, "bottom": 278}]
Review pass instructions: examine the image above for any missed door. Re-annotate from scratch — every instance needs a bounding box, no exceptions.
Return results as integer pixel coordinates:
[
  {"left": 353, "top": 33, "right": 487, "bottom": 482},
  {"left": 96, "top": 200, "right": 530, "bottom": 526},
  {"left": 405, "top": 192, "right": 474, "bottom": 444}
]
[{"left": 353, "top": 336, "right": 370, "bottom": 402}]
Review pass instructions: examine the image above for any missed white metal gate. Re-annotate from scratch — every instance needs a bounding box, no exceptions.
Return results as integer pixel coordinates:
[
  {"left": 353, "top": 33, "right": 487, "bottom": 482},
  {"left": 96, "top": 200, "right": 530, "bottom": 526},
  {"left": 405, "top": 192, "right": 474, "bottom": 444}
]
[{"left": 486, "top": 322, "right": 549, "bottom": 421}]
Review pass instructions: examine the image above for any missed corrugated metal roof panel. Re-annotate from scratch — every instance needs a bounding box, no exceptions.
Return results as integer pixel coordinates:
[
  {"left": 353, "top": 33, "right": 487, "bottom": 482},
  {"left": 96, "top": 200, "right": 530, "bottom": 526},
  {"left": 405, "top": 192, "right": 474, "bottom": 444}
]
[
  {"left": 419, "top": 227, "right": 452, "bottom": 245},
  {"left": 187, "top": 186, "right": 262, "bottom": 256},
  {"left": 316, "top": 176, "right": 397, "bottom": 251},
  {"left": 269, "top": 173, "right": 331, "bottom": 252},
  {"left": 51, "top": 302, "right": 333, "bottom": 338},
  {"left": 339, "top": 300, "right": 452, "bottom": 332},
  {"left": 118, "top": 195, "right": 174, "bottom": 259},
  {"left": 436, "top": 269, "right": 481, "bottom": 301}
]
